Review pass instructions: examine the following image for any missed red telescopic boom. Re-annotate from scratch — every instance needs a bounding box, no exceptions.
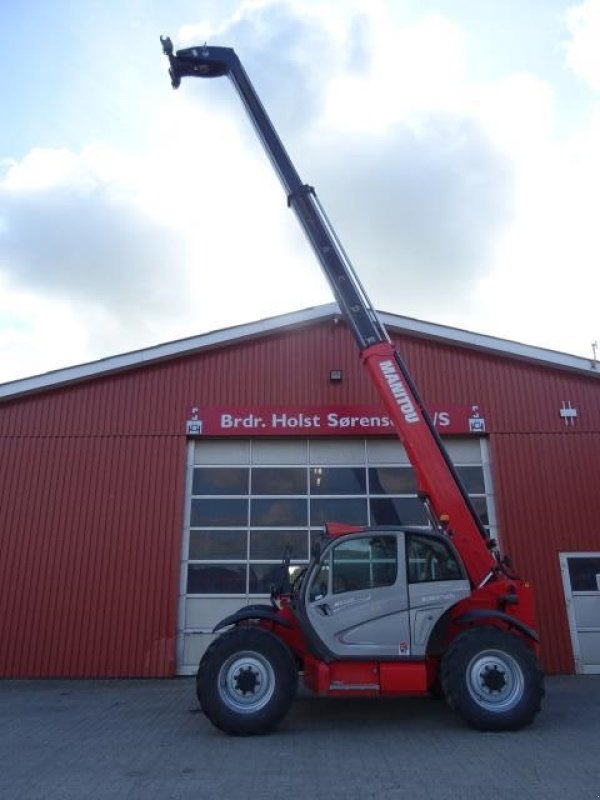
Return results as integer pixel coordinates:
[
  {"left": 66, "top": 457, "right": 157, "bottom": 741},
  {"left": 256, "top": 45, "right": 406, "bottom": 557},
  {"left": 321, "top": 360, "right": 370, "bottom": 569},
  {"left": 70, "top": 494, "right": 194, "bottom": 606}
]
[{"left": 160, "top": 38, "right": 498, "bottom": 587}]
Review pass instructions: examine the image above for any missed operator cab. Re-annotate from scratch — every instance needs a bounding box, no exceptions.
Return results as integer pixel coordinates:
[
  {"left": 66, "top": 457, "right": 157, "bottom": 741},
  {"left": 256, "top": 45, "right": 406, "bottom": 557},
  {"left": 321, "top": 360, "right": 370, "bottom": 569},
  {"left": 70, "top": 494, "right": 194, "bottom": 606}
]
[{"left": 294, "top": 526, "right": 470, "bottom": 661}]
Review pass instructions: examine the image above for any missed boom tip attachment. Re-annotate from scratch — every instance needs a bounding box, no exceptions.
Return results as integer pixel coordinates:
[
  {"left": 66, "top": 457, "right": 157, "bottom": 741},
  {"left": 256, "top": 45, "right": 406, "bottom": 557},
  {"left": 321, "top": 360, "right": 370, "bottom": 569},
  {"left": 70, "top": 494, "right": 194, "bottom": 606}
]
[{"left": 159, "top": 35, "right": 181, "bottom": 89}]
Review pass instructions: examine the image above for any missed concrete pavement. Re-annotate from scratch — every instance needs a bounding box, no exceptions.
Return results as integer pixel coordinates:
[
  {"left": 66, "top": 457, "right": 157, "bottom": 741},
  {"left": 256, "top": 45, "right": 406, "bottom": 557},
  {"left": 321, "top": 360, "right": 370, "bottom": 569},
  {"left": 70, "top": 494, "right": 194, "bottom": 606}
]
[{"left": 1, "top": 676, "right": 598, "bottom": 800}]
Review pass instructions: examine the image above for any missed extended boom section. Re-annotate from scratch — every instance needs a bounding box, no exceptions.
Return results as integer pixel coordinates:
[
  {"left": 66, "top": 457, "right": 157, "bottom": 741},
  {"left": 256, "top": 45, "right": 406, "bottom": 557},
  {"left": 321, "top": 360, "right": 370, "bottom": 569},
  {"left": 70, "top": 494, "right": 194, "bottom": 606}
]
[{"left": 161, "top": 40, "right": 384, "bottom": 350}]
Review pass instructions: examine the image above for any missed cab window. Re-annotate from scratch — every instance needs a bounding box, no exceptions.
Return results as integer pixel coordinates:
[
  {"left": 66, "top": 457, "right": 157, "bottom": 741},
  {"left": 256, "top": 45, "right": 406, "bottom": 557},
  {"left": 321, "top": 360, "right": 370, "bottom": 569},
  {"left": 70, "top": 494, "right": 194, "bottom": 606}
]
[
  {"left": 332, "top": 535, "right": 397, "bottom": 594},
  {"left": 406, "top": 534, "right": 462, "bottom": 583},
  {"left": 309, "top": 561, "right": 330, "bottom": 602}
]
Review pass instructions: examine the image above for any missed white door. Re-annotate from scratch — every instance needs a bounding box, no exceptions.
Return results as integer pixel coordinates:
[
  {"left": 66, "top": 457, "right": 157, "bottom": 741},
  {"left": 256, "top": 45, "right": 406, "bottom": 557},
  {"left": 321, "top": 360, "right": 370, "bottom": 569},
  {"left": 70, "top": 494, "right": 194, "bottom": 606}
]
[{"left": 560, "top": 552, "right": 600, "bottom": 674}]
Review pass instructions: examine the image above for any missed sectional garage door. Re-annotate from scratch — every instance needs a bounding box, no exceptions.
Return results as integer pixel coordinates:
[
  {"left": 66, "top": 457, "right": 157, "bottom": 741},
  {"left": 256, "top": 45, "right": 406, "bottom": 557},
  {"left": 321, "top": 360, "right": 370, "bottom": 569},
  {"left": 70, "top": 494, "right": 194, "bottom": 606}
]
[{"left": 176, "top": 437, "right": 495, "bottom": 674}]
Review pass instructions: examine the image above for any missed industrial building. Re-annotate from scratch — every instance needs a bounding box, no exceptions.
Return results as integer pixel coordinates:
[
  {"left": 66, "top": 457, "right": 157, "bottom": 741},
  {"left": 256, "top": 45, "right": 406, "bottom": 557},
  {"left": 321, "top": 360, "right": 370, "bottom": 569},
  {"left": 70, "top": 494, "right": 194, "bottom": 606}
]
[{"left": 0, "top": 304, "right": 598, "bottom": 678}]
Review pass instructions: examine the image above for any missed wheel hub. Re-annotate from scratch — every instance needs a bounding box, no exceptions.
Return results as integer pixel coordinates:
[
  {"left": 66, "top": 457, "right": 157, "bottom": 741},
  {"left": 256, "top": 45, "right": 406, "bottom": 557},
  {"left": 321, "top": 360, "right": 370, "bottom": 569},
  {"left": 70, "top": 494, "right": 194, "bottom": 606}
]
[
  {"left": 234, "top": 665, "right": 261, "bottom": 696},
  {"left": 480, "top": 664, "right": 507, "bottom": 694},
  {"left": 466, "top": 649, "right": 524, "bottom": 712},
  {"left": 218, "top": 650, "right": 276, "bottom": 714}
]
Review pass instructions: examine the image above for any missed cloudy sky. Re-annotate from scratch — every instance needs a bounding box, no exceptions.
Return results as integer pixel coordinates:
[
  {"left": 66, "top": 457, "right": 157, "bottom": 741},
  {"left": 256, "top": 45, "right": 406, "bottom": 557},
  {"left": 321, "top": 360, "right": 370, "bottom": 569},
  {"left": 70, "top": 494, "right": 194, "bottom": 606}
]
[{"left": 1, "top": 0, "right": 600, "bottom": 383}]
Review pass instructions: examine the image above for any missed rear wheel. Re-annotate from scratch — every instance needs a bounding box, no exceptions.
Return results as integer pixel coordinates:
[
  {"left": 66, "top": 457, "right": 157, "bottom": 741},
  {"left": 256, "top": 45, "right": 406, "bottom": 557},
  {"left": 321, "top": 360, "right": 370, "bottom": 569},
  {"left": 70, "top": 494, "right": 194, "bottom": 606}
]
[
  {"left": 197, "top": 627, "right": 298, "bottom": 735},
  {"left": 441, "top": 627, "right": 544, "bottom": 731}
]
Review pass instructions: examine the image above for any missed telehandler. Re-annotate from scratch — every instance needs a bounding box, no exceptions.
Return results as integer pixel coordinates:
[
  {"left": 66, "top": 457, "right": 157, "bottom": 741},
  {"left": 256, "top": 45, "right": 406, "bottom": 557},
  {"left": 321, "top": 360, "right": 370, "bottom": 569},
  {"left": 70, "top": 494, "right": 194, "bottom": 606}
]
[{"left": 161, "top": 38, "right": 544, "bottom": 735}]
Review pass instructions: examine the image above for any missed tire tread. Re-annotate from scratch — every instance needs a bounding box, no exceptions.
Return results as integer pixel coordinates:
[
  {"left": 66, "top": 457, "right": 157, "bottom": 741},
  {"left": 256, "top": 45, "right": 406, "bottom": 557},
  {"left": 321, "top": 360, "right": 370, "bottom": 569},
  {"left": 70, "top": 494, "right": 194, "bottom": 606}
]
[
  {"left": 441, "top": 627, "right": 544, "bottom": 732},
  {"left": 196, "top": 626, "right": 298, "bottom": 735}
]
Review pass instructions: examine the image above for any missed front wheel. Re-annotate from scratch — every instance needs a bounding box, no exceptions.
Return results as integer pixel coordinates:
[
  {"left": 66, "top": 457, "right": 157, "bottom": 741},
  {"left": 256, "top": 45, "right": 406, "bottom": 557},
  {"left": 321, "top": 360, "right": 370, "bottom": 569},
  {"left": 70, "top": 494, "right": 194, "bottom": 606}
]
[
  {"left": 197, "top": 627, "right": 298, "bottom": 735},
  {"left": 441, "top": 627, "right": 544, "bottom": 731}
]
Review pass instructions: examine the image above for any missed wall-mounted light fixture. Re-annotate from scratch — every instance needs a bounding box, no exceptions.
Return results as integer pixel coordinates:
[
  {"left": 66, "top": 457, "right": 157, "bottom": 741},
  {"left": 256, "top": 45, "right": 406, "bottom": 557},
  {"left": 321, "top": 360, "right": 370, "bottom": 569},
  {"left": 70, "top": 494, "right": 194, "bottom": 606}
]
[{"left": 329, "top": 369, "right": 343, "bottom": 383}]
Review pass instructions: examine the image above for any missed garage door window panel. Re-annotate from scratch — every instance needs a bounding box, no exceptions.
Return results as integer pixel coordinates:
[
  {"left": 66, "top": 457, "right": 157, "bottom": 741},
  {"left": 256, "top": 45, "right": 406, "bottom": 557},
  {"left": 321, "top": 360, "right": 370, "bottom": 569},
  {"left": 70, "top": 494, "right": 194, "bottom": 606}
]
[
  {"left": 250, "top": 529, "right": 309, "bottom": 560},
  {"left": 190, "top": 498, "right": 248, "bottom": 527},
  {"left": 369, "top": 466, "right": 417, "bottom": 494},
  {"left": 310, "top": 497, "right": 368, "bottom": 526},
  {"left": 250, "top": 564, "right": 287, "bottom": 594},
  {"left": 470, "top": 496, "right": 489, "bottom": 527},
  {"left": 251, "top": 467, "right": 307, "bottom": 495},
  {"left": 250, "top": 498, "right": 307, "bottom": 526},
  {"left": 187, "top": 564, "right": 246, "bottom": 594},
  {"left": 192, "top": 467, "right": 249, "bottom": 496},
  {"left": 455, "top": 466, "right": 485, "bottom": 494},
  {"left": 370, "top": 497, "right": 427, "bottom": 526},
  {"left": 189, "top": 530, "right": 248, "bottom": 561},
  {"left": 310, "top": 467, "right": 366, "bottom": 495}
]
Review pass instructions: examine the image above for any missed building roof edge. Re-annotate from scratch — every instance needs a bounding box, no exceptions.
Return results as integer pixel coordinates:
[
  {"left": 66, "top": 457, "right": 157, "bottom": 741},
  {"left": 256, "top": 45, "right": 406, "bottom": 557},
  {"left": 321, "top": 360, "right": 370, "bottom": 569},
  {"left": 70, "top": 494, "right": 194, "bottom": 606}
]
[{"left": 1, "top": 304, "right": 597, "bottom": 401}]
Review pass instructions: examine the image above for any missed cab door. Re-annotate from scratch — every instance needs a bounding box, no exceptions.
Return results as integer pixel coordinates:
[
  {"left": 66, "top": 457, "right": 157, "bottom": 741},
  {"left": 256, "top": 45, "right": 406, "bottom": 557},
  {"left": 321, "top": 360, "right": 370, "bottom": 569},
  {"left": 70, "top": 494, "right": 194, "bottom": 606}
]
[
  {"left": 406, "top": 533, "right": 471, "bottom": 657},
  {"left": 304, "top": 532, "right": 411, "bottom": 659}
]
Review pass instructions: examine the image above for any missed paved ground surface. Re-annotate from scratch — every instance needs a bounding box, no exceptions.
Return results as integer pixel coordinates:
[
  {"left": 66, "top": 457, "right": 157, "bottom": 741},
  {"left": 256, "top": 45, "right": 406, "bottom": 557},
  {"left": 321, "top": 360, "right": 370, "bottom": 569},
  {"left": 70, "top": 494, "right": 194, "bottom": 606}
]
[{"left": 0, "top": 676, "right": 598, "bottom": 800}]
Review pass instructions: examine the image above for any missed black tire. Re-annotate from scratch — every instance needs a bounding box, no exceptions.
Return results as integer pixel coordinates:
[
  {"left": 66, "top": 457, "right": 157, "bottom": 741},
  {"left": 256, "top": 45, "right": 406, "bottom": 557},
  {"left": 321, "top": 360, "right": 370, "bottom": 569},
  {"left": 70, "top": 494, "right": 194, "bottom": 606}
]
[
  {"left": 428, "top": 675, "right": 445, "bottom": 700},
  {"left": 196, "top": 627, "right": 298, "bottom": 735},
  {"left": 440, "top": 627, "right": 544, "bottom": 731}
]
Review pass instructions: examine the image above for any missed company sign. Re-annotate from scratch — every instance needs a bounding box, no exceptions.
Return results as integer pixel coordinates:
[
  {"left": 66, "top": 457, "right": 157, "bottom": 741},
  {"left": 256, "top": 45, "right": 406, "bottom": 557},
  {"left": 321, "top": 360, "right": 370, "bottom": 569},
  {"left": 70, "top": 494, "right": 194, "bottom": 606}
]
[{"left": 186, "top": 405, "right": 487, "bottom": 437}]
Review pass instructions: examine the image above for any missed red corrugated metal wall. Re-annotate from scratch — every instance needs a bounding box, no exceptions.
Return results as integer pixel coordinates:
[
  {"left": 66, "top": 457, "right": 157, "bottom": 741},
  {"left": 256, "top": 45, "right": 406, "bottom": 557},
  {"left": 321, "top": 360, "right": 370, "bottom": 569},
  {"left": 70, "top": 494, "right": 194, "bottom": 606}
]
[
  {"left": 0, "top": 319, "right": 598, "bottom": 676},
  {"left": 0, "top": 434, "right": 184, "bottom": 677},
  {"left": 491, "top": 434, "right": 600, "bottom": 673}
]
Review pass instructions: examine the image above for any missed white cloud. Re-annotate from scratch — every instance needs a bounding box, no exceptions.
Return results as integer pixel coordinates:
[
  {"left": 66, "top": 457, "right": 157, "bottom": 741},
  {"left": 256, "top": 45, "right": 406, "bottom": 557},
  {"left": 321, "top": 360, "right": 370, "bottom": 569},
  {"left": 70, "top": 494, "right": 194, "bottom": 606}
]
[
  {"left": 174, "top": 2, "right": 513, "bottom": 312},
  {"left": 321, "top": 12, "right": 467, "bottom": 134},
  {"left": 471, "top": 94, "right": 600, "bottom": 356},
  {"left": 177, "top": 0, "right": 344, "bottom": 140},
  {"left": 0, "top": 146, "right": 190, "bottom": 317},
  {"left": 473, "top": 74, "right": 556, "bottom": 162},
  {"left": 565, "top": 0, "right": 600, "bottom": 91},
  {"left": 0, "top": 94, "right": 331, "bottom": 382},
  {"left": 0, "top": 280, "right": 94, "bottom": 379},
  {"left": 2, "top": 0, "right": 600, "bottom": 384}
]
